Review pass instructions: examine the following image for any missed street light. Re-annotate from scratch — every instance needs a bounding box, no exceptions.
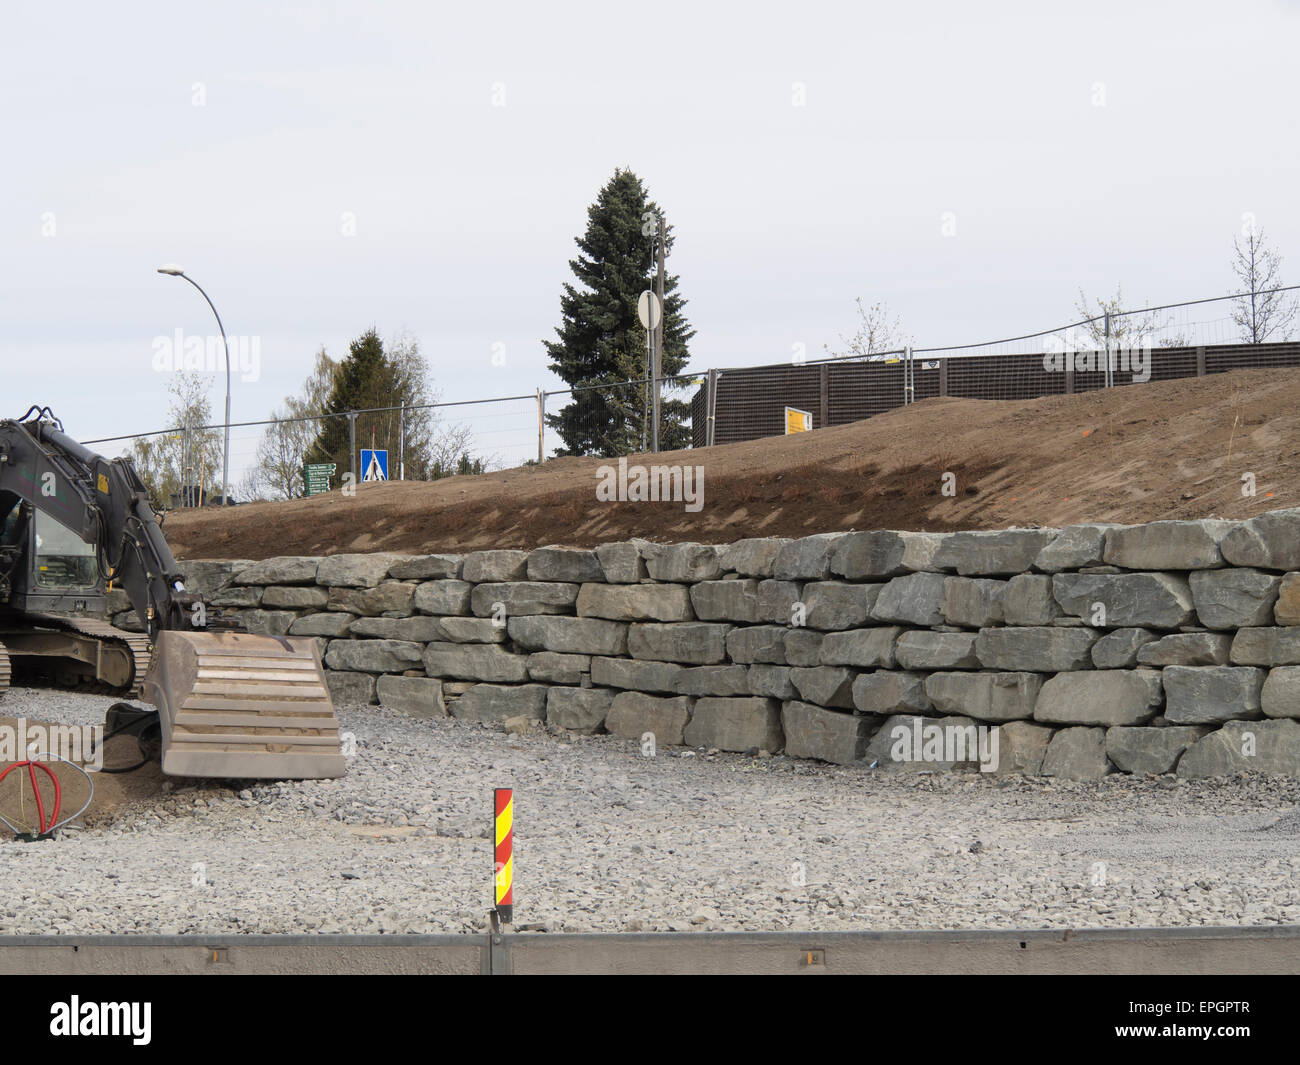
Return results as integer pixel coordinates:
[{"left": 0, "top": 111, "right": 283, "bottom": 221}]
[{"left": 156, "top": 264, "right": 232, "bottom": 506}]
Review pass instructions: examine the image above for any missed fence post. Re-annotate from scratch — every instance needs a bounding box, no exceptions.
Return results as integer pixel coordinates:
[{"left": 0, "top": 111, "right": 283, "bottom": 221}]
[
  {"left": 938, "top": 358, "right": 948, "bottom": 398},
  {"left": 819, "top": 364, "right": 829, "bottom": 429},
  {"left": 706, "top": 368, "right": 719, "bottom": 448},
  {"left": 1103, "top": 313, "right": 1112, "bottom": 387},
  {"left": 348, "top": 410, "right": 357, "bottom": 486},
  {"left": 536, "top": 389, "right": 545, "bottom": 464},
  {"left": 398, "top": 403, "right": 405, "bottom": 481},
  {"left": 1196, "top": 345, "right": 1206, "bottom": 376}
]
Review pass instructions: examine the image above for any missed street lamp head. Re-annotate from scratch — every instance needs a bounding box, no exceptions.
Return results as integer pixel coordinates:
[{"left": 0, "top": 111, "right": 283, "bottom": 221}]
[{"left": 156, "top": 263, "right": 185, "bottom": 277}]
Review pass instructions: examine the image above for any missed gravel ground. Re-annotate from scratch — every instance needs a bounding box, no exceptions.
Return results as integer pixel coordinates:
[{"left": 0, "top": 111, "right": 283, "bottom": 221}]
[{"left": 2, "top": 687, "right": 1299, "bottom": 935}]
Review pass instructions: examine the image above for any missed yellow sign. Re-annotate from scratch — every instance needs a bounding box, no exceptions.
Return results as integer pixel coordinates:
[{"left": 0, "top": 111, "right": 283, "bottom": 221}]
[
  {"left": 97, "top": 474, "right": 109, "bottom": 494},
  {"left": 785, "top": 407, "right": 812, "bottom": 434}
]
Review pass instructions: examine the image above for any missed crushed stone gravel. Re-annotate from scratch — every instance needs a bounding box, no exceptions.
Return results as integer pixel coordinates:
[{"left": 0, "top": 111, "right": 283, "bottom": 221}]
[{"left": 1, "top": 687, "right": 1298, "bottom": 935}]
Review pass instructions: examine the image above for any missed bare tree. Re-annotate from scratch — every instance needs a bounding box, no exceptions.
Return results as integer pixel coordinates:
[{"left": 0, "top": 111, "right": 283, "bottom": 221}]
[
  {"left": 245, "top": 348, "right": 338, "bottom": 500},
  {"left": 1231, "top": 227, "right": 1297, "bottom": 343},
  {"left": 1073, "top": 286, "right": 1188, "bottom": 348},
  {"left": 129, "top": 373, "right": 221, "bottom": 508},
  {"left": 827, "top": 298, "right": 910, "bottom": 359}
]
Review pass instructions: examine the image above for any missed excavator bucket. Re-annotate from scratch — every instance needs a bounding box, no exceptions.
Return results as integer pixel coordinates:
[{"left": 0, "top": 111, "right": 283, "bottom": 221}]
[{"left": 142, "top": 630, "right": 346, "bottom": 779}]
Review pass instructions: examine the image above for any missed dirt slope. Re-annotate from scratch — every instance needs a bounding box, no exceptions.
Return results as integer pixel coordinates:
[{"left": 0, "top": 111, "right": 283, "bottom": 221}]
[{"left": 166, "top": 367, "right": 1300, "bottom": 560}]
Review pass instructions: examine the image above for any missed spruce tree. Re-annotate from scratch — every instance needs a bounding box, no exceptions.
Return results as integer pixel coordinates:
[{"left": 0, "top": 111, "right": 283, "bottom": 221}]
[{"left": 544, "top": 169, "right": 695, "bottom": 456}]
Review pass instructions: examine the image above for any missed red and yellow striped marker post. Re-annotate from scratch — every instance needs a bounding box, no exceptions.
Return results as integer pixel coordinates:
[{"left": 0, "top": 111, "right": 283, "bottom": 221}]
[{"left": 494, "top": 788, "right": 513, "bottom": 924}]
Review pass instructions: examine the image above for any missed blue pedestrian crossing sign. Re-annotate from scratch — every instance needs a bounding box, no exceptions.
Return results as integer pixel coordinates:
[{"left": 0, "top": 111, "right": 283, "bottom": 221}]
[{"left": 361, "top": 449, "right": 389, "bottom": 482}]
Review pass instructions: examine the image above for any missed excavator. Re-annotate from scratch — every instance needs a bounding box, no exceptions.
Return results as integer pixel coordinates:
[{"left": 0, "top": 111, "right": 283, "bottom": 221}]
[{"left": 0, "top": 406, "right": 344, "bottom": 779}]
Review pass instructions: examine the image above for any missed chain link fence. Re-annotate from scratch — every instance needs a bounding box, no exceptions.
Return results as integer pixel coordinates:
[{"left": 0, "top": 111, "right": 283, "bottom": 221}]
[{"left": 81, "top": 284, "right": 1300, "bottom": 503}]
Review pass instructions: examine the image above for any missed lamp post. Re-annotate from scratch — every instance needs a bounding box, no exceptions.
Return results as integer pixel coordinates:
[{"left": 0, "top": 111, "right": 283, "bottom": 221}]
[{"left": 157, "top": 264, "right": 232, "bottom": 505}]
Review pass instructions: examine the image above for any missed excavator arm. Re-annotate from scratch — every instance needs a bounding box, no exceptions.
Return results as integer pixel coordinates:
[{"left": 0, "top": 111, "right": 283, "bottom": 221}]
[{"left": 0, "top": 408, "right": 345, "bottom": 779}]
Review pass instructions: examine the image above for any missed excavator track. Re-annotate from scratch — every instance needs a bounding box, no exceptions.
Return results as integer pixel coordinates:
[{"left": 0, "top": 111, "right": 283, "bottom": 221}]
[
  {"left": 0, "top": 641, "right": 11, "bottom": 697},
  {"left": 18, "top": 611, "right": 152, "bottom": 694}
]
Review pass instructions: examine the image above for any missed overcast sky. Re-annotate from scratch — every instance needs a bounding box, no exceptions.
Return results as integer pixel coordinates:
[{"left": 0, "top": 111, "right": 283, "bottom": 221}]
[{"left": 3, "top": 1, "right": 1297, "bottom": 470}]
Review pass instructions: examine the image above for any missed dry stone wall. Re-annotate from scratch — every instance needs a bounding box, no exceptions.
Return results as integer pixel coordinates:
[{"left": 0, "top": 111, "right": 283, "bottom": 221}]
[{"left": 118, "top": 510, "right": 1300, "bottom": 780}]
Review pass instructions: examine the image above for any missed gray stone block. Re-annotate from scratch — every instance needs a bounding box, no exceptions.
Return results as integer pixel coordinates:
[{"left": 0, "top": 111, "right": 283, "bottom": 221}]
[
  {"left": 451, "top": 684, "right": 548, "bottom": 724},
  {"left": 1177, "top": 719, "right": 1300, "bottom": 778},
  {"left": 434, "top": 617, "right": 508, "bottom": 643},
  {"left": 1090, "top": 628, "right": 1157, "bottom": 668},
  {"left": 895, "top": 631, "right": 980, "bottom": 670},
  {"left": 261, "top": 585, "right": 329, "bottom": 609},
  {"left": 818, "top": 627, "right": 901, "bottom": 668},
  {"left": 871, "top": 572, "right": 948, "bottom": 626},
  {"left": 579, "top": 582, "right": 695, "bottom": 621},
  {"left": 992, "top": 721, "right": 1054, "bottom": 775},
  {"left": 180, "top": 559, "right": 247, "bottom": 598},
  {"left": 545, "top": 687, "right": 614, "bottom": 733},
  {"left": 684, "top": 697, "right": 783, "bottom": 752},
  {"left": 387, "top": 554, "right": 462, "bottom": 580},
  {"left": 1229, "top": 627, "right": 1300, "bottom": 666},
  {"left": 726, "top": 625, "right": 788, "bottom": 664},
  {"left": 590, "top": 655, "right": 683, "bottom": 693},
  {"left": 1052, "top": 572, "right": 1195, "bottom": 629},
  {"left": 781, "top": 702, "right": 874, "bottom": 764},
  {"left": 1136, "top": 632, "right": 1232, "bottom": 666},
  {"left": 527, "top": 547, "right": 603, "bottom": 583},
  {"left": 829, "top": 530, "right": 944, "bottom": 578},
  {"left": 422, "top": 642, "right": 529, "bottom": 683},
  {"left": 331, "top": 582, "right": 417, "bottom": 617},
  {"left": 604, "top": 692, "right": 692, "bottom": 744},
  {"left": 790, "top": 666, "right": 856, "bottom": 708},
  {"left": 675, "top": 664, "right": 751, "bottom": 697},
  {"left": 924, "top": 671, "right": 1042, "bottom": 722},
  {"left": 526, "top": 652, "right": 590, "bottom": 685},
  {"left": 1102, "top": 520, "right": 1234, "bottom": 571},
  {"left": 1105, "top": 726, "right": 1206, "bottom": 774},
  {"left": 1033, "top": 669, "right": 1163, "bottom": 726},
  {"left": 628, "top": 622, "right": 731, "bottom": 664},
  {"left": 774, "top": 533, "right": 845, "bottom": 580},
  {"left": 757, "top": 580, "right": 803, "bottom": 625},
  {"left": 975, "top": 626, "right": 1098, "bottom": 671},
  {"left": 239, "top": 610, "right": 297, "bottom": 636},
  {"left": 866, "top": 714, "right": 989, "bottom": 772},
  {"left": 376, "top": 675, "right": 447, "bottom": 718},
  {"left": 472, "top": 582, "right": 579, "bottom": 617},
  {"left": 719, "top": 538, "right": 789, "bottom": 578},
  {"left": 1275, "top": 573, "right": 1300, "bottom": 626},
  {"left": 801, "top": 581, "right": 879, "bottom": 630},
  {"left": 641, "top": 542, "right": 722, "bottom": 582},
  {"left": 234, "top": 556, "right": 319, "bottom": 585},
  {"left": 349, "top": 616, "right": 446, "bottom": 642},
  {"left": 940, "top": 577, "right": 1006, "bottom": 628},
  {"left": 461, "top": 550, "right": 530, "bottom": 583},
  {"left": 595, "top": 541, "right": 647, "bottom": 583},
  {"left": 852, "top": 671, "right": 932, "bottom": 714},
  {"left": 688, "top": 580, "right": 759, "bottom": 623},
  {"left": 747, "top": 665, "right": 797, "bottom": 700},
  {"left": 1189, "top": 568, "right": 1281, "bottom": 629},
  {"left": 508, "top": 616, "right": 628, "bottom": 656},
  {"left": 316, "top": 553, "right": 404, "bottom": 588},
  {"left": 1041, "top": 727, "right": 1112, "bottom": 780},
  {"left": 325, "top": 669, "right": 376, "bottom": 706},
  {"left": 210, "top": 585, "right": 263, "bottom": 608},
  {"left": 288, "top": 612, "right": 356, "bottom": 638},
  {"left": 933, "top": 529, "right": 1057, "bottom": 576},
  {"left": 1220, "top": 509, "right": 1300, "bottom": 571},
  {"left": 1003, "top": 574, "right": 1062, "bottom": 626},
  {"left": 783, "top": 628, "right": 825, "bottom": 666},
  {"left": 1262, "top": 666, "right": 1300, "bottom": 719},
  {"left": 324, "top": 639, "right": 424, "bottom": 673},
  {"left": 1163, "top": 665, "right": 1265, "bottom": 724},
  {"left": 1032, "top": 524, "right": 1114, "bottom": 573}
]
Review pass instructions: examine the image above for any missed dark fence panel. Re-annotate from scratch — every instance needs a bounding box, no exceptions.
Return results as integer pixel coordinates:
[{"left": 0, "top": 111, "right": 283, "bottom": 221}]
[{"left": 692, "top": 342, "right": 1300, "bottom": 447}]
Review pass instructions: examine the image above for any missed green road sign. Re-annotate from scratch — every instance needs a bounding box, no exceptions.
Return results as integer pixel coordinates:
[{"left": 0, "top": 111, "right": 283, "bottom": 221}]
[{"left": 303, "top": 463, "right": 336, "bottom": 497}]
